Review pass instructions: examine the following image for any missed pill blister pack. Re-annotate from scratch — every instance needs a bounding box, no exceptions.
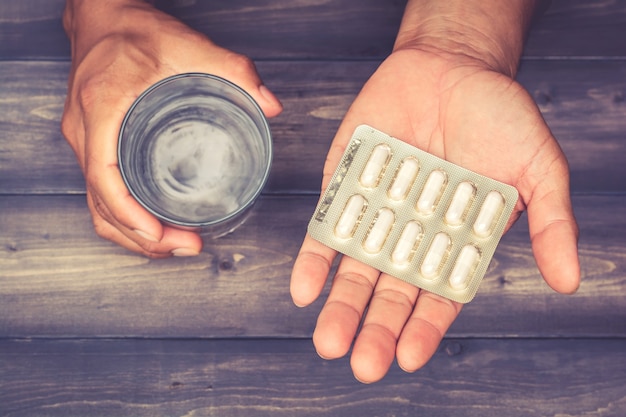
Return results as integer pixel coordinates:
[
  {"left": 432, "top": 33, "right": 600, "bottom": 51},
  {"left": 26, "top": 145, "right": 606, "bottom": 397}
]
[{"left": 308, "top": 125, "right": 519, "bottom": 303}]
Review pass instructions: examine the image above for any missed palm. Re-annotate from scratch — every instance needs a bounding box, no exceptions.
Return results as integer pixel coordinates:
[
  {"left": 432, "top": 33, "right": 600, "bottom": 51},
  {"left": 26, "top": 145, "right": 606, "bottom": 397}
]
[
  {"left": 332, "top": 50, "right": 553, "bottom": 212},
  {"left": 291, "top": 49, "right": 580, "bottom": 383}
]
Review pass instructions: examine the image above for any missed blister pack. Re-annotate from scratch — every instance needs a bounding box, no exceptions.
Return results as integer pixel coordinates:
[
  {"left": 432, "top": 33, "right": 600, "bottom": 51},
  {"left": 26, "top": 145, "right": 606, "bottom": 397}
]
[{"left": 307, "top": 125, "right": 519, "bottom": 303}]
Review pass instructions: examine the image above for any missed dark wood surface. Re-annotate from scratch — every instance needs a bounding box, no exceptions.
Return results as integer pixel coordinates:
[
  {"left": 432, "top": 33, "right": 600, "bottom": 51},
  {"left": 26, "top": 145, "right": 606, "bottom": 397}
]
[
  {"left": 3, "top": 60, "right": 626, "bottom": 194},
  {"left": 2, "top": 0, "right": 626, "bottom": 59},
  {"left": 1, "top": 0, "right": 625, "bottom": 416},
  {"left": 2, "top": 339, "right": 625, "bottom": 417},
  {"left": 1, "top": 194, "right": 625, "bottom": 339}
]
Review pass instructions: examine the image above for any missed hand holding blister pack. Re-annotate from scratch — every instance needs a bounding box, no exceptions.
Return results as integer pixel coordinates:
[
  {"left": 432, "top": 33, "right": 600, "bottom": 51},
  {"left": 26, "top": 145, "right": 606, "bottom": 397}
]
[{"left": 308, "top": 125, "right": 519, "bottom": 303}]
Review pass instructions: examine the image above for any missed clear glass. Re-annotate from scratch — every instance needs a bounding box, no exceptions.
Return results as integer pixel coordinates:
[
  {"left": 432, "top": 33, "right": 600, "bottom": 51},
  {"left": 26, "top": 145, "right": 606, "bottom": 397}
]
[{"left": 118, "top": 73, "right": 272, "bottom": 237}]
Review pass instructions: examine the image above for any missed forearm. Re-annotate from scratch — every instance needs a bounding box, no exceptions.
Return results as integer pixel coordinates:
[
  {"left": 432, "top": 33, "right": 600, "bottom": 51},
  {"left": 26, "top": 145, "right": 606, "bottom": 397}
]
[
  {"left": 394, "top": 0, "right": 547, "bottom": 77},
  {"left": 63, "top": 0, "right": 161, "bottom": 61},
  {"left": 63, "top": 0, "right": 154, "bottom": 35}
]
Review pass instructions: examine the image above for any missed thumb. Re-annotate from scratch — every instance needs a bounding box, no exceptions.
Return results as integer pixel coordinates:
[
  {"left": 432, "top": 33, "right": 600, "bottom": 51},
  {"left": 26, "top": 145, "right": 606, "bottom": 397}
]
[
  {"left": 525, "top": 153, "right": 580, "bottom": 294},
  {"left": 208, "top": 50, "right": 283, "bottom": 118}
]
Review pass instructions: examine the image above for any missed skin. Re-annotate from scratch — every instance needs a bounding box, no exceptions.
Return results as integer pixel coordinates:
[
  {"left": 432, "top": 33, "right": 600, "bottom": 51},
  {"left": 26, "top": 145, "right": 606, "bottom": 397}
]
[
  {"left": 290, "top": 0, "right": 580, "bottom": 383},
  {"left": 62, "top": 0, "right": 580, "bottom": 383},
  {"left": 62, "top": 0, "right": 283, "bottom": 257}
]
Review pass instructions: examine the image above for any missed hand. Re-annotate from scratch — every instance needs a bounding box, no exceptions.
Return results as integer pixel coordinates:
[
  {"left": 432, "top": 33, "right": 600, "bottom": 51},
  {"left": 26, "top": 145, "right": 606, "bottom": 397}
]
[
  {"left": 61, "top": 0, "right": 282, "bottom": 257},
  {"left": 290, "top": 47, "right": 580, "bottom": 382}
]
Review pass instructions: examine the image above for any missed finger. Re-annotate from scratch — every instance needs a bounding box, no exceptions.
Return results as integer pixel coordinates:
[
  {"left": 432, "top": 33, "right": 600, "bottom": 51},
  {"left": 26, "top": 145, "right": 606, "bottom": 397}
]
[
  {"left": 256, "top": 84, "right": 283, "bottom": 118},
  {"left": 312, "top": 257, "right": 381, "bottom": 360},
  {"left": 350, "top": 274, "right": 420, "bottom": 383},
  {"left": 290, "top": 118, "right": 363, "bottom": 307},
  {"left": 202, "top": 48, "right": 283, "bottom": 118},
  {"left": 83, "top": 112, "right": 169, "bottom": 248},
  {"left": 86, "top": 191, "right": 167, "bottom": 257},
  {"left": 396, "top": 291, "right": 463, "bottom": 373},
  {"left": 290, "top": 234, "right": 338, "bottom": 307},
  {"left": 87, "top": 192, "right": 202, "bottom": 258},
  {"left": 83, "top": 110, "right": 203, "bottom": 256},
  {"left": 526, "top": 161, "right": 580, "bottom": 294},
  {"left": 144, "top": 7, "right": 283, "bottom": 119},
  {"left": 161, "top": 227, "right": 203, "bottom": 257}
]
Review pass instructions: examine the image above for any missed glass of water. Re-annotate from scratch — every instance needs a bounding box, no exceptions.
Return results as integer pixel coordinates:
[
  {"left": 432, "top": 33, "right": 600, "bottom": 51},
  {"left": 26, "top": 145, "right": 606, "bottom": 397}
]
[{"left": 118, "top": 73, "right": 272, "bottom": 237}]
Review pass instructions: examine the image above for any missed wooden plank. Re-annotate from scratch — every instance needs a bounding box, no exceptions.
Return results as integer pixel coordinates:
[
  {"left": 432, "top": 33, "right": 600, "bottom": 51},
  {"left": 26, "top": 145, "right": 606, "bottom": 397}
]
[
  {"left": 515, "top": 59, "right": 626, "bottom": 193},
  {"left": 1, "top": 0, "right": 625, "bottom": 60},
  {"left": 525, "top": 0, "right": 626, "bottom": 58},
  {"left": 1, "top": 60, "right": 626, "bottom": 194},
  {"left": 0, "top": 61, "right": 81, "bottom": 193},
  {"left": 1, "top": 194, "right": 624, "bottom": 338},
  {"left": 1, "top": 338, "right": 624, "bottom": 416},
  {"left": 0, "top": 0, "right": 68, "bottom": 59}
]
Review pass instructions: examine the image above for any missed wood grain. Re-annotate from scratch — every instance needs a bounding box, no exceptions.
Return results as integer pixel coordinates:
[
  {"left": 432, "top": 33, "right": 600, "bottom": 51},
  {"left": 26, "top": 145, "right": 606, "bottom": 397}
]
[
  {"left": 1, "top": 0, "right": 625, "bottom": 59},
  {"left": 2, "top": 1, "right": 625, "bottom": 415},
  {"left": 1, "top": 60, "right": 625, "bottom": 194},
  {"left": 1, "top": 338, "right": 624, "bottom": 417},
  {"left": 1, "top": 194, "right": 624, "bottom": 338}
]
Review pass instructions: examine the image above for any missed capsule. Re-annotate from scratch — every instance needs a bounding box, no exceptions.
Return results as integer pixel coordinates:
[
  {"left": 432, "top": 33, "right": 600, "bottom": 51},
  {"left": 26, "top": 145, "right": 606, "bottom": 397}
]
[
  {"left": 362, "top": 208, "right": 395, "bottom": 254},
  {"left": 359, "top": 144, "right": 391, "bottom": 188},
  {"left": 444, "top": 181, "right": 476, "bottom": 226},
  {"left": 416, "top": 170, "right": 447, "bottom": 215},
  {"left": 420, "top": 232, "right": 451, "bottom": 279},
  {"left": 473, "top": 190, "right": 505, "bottom": 238},
  {"left": 388, "top": 157, "right": 419, "bottom": 201},
  {"left": 448, "top": 244, "right": 481, "bottom": 290},
  {"left": 391, "top": 221, "right": 423, "bottom": 265},
  {"left": 334, "top": 194, "right": 367, "bottom": 239}
]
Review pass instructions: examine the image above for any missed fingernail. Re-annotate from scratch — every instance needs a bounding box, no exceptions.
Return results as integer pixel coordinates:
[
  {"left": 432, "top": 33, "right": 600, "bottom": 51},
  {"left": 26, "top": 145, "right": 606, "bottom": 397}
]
[
  {"left": 135, "top": 229, "right": 159, "bottom": 242},
  {"left": 259, "top": 84, "right": 281, "bottom": 107},
  {"left": 172, "top": 248, "right": 200, "bottom": 257}
]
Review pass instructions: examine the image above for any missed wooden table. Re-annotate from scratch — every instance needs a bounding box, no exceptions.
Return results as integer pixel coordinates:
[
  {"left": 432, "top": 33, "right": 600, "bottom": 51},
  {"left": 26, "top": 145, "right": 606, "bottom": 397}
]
[{"left": 1, "top": 1, "right": 625, "bottom": 415}]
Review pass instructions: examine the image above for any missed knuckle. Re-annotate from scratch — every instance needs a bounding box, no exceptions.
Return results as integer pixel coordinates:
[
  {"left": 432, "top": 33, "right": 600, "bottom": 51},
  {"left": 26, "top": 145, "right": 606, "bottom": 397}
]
[
  {"left": 226, "top": 52, "right": 257, "bottom": 77},
  {"left": 137, "top": 238, "right": 160, "bottom": 254},
  {"left": 337, "top": 271, "right": 375, "bottom": 292},
  {"left": 60, "top": 110, "right": 74, "bottom": 140},
  {"left": 76, "top": 75, "right": 106, "bottom": 109},
  {"left": 91, "top": 215, "right": 114, "bottom": 241},
  {"left": 86, "top": 191, "right": 113, "bottom": 226},
  {"left": 373, "top": 288, "right": 414, "bottom": 311}
]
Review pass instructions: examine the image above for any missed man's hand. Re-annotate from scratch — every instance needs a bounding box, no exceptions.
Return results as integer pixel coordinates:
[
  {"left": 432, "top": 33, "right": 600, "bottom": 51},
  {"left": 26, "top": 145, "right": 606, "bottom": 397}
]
[
  {"left": 290, "top": 23, "right": 579, "bottom": 382},
  {"left": 62, "top": 0, "right": 282, "bottom": 257}
]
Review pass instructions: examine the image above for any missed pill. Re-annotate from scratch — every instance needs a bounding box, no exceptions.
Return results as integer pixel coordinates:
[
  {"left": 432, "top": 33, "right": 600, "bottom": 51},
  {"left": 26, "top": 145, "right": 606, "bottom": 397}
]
[
  {"left": 391, "top": 220, "right": 423, "bottom": 265},
  {"left": 420, "top": 232, "right": 450, "bottom": 279},
  {"left": 473, "top": 190, "right": 506, "bottom": 238},
  {"left": 359, "top": 144, "right": 391, "bottom": 188},
  {"left": 363, "top": 208, "right": 395, "bottom": 254},
  {"left": 388, "top": 157, "right": 419, "bottom": 201},
  {"left": 449, "top": 244, "right": 481, "bottom": 290},
  {"left": 334, "top": 194, "right": 367, "bottom": 239},
  {"left": 416, "top": 169, "right": 447, "bottom": 215},
  {"left": 445, "top": 181, "right": 476, "bottom": 226}
]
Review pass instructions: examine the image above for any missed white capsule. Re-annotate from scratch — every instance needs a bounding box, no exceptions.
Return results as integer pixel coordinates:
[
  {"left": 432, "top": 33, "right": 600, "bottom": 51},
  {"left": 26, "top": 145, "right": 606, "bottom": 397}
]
[
  {"left": 391, "top": 221, "right": 423, "bottom": 265},
  {"left": 444, "top": 181, "right": 476, "bottom": 226},
  {"left": 362, "top": 208, "right": 395, "bottom": 254},
  {"left": 359, "top": 144, "right": 391, "bottom": 188},
  {"left": 334, "top": 194, "right": 366, "bottom": 239},
  {"left": 449, "top": 245, "right": 481, "bottom": 290},
  {"left": 473, "top": 191, "right": 505, "bottom": 238},
  {"left": 416, "top": 170, "right": 447, "bottom": 215},
  {"left": 420, "top": 232, "right": 451, "bottom": 279},
  {"left": 388, "top": 157, "right": 419, "bottom": 201}
]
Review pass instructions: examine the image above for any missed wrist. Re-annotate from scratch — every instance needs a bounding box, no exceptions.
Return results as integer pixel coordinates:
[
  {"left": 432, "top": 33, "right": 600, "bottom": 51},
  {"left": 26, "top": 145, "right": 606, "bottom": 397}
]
[
  {"left": 393, "top": 0, "right": 541, "bottom": 77},
  {"left": 63, "top": 0, "right": 155, "bottom": 48},
  {"left": 64, "top": 0, "right": 144, "bottom": 33},
  {"left": 63, "top": 0, "right": 183, "bottom": 66}
]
